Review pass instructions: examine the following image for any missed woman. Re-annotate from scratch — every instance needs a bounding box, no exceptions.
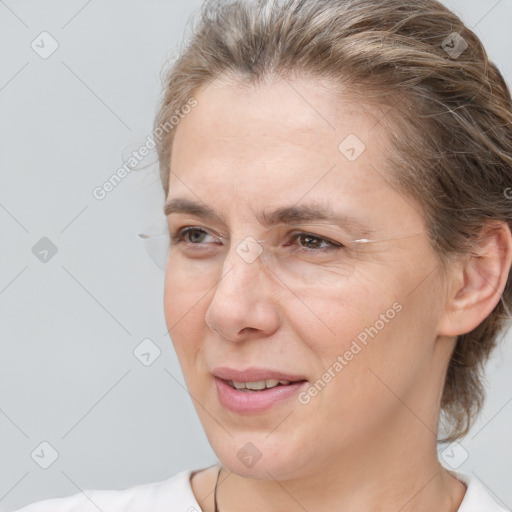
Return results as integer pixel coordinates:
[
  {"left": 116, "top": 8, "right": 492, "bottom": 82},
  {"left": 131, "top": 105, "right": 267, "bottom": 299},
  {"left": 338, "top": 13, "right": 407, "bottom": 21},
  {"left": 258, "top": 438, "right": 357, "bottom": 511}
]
[{"left": 16, "top": 0, "right": 512, "bottom": 510}]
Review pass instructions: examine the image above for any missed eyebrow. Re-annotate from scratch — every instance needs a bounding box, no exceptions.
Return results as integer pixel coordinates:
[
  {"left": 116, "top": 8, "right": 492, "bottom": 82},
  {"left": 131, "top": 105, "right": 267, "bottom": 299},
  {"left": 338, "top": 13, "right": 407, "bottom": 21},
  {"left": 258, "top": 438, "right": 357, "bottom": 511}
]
[{"left": 164, "top": 197, "right": 374, "bottom": 235}]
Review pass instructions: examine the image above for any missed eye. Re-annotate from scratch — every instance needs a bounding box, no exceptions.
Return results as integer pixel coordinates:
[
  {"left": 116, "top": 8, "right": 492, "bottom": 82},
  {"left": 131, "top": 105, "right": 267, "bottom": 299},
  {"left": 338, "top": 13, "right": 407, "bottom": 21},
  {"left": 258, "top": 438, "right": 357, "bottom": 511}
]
[
  {"left": 170, "top": 227, "right": 221, "bottom": 245},
  {"left": 288, "top": 232, "right": 343, "bottom": 252},
  {"left": 169, "top": 227, "right": 343, "bottom": 254}
]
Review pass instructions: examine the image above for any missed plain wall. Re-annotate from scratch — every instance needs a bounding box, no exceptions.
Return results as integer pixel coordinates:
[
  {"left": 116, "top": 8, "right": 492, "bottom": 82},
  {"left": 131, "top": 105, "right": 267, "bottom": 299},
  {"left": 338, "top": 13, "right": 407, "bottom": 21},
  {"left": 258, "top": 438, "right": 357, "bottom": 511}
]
[{"left": 0, "top": 0, "right": 511, "bottom": 510}]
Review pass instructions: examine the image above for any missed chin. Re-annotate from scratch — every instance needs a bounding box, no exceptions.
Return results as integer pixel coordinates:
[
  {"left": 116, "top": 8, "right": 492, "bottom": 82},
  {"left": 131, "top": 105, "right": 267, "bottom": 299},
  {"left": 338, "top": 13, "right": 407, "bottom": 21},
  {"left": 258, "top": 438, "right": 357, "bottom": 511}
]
[{"left": 206, "top": 428, "right": 315, "bottom": 481}]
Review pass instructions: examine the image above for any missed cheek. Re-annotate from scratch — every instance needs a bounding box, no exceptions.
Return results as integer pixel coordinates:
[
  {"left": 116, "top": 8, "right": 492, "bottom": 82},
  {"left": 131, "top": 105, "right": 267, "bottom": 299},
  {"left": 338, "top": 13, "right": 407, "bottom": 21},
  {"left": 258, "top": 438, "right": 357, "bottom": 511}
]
[
  {"left": 163, "top": 266, "right": 208, "bottom": 365},
  {"left": 291, "top": 271, "right": 426, "bottom": 401},
  {"left": 163, "top": 255, "right": 213, "bottom": 322},
  {"left": 163, "top": 267, "right": 188, "bottom": 326},
  {"left": 312, "top": 276, "right": 441, "bottom": 427},
  {"left": 289, "top": 274, "right": 397, "bottom": 352}
]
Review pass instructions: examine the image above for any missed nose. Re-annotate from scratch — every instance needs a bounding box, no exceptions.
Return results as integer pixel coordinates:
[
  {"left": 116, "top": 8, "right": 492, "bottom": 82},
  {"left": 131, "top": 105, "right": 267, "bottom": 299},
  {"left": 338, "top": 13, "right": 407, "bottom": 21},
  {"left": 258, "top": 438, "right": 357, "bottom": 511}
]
[{"left": 204, "top": 238, "right": 280, "bottom": 343}]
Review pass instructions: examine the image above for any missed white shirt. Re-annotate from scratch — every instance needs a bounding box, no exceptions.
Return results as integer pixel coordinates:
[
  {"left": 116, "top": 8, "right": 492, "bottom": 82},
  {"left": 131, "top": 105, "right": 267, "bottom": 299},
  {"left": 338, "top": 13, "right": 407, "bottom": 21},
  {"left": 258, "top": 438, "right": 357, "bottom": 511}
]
[{"left": 13, "top": 469, "right": 508, "bottom": 512}]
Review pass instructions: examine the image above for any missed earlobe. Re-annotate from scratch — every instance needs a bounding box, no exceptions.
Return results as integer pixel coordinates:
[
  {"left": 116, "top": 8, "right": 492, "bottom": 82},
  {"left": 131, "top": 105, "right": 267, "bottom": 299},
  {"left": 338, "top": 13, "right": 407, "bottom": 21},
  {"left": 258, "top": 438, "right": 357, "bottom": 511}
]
[{"left": 439, "top": 222, "right": 512, "bottom": 337}]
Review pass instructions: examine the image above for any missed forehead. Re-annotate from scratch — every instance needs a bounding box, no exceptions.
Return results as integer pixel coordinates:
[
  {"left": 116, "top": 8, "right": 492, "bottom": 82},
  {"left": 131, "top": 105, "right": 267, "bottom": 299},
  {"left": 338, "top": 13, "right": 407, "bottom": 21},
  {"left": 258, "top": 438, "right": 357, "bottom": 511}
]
[
  {"left": 174, "top": 75, "right": 376, "bottom": 156},
  {"left": 172, "top": 77, "right": 381, "bottom": 181},
  {"left": 167, "top": 76, "right": 422, "bottom": 233}
]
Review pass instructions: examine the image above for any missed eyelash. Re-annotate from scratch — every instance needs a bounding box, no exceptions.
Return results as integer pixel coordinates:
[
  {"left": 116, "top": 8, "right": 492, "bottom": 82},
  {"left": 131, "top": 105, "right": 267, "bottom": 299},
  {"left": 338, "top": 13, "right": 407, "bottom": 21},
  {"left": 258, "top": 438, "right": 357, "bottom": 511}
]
[{"left": 170, "top": 226, "right": 343, "bottom": 254}]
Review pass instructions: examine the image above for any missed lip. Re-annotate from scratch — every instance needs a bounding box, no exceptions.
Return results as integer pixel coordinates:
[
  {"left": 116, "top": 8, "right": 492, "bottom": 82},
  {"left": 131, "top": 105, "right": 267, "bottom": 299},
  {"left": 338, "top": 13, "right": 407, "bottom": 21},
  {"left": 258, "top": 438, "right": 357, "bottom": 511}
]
[
  {"left": 212, "top": 367, "right": 308, "bottom": 414},
  {"left": 212, "top": 366, "right": 307, "bottom": 383}
]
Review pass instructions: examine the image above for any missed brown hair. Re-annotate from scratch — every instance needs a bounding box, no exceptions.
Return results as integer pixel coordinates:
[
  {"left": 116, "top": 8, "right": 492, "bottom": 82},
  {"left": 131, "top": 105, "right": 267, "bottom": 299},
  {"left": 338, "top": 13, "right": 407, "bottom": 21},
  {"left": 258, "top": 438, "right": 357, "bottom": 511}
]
[{"left": 153, "top": 0, "right": 512, "bottom": 442}]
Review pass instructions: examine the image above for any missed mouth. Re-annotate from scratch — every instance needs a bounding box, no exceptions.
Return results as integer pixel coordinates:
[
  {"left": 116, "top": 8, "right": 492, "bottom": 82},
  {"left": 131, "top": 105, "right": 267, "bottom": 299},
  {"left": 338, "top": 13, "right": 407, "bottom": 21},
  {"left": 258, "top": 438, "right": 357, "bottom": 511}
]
[
  {"left": 212, "top": 367, "right": 308, "bottom": 413},
  {"left": 226, "top": 378, "right": 299, "bottom": 391}
]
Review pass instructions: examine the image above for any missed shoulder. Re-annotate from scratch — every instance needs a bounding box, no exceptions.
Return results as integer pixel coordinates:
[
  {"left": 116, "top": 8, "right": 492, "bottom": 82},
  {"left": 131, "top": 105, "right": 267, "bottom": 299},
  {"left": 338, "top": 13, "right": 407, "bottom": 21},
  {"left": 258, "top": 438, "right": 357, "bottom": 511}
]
[
  {"left": 450, "top": 470, "right": 509, "bottom": 512},
  {"left": 13, "top": 470, "right": 201, "bottom": 512}
]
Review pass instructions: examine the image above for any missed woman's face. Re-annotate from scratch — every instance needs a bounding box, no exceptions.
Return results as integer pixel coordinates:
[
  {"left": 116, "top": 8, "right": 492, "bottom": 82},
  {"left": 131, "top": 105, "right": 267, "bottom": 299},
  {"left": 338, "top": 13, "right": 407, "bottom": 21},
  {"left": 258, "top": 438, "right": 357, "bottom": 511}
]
[{"left": 164, "top": 76, "right": 450, "bottom": 479}]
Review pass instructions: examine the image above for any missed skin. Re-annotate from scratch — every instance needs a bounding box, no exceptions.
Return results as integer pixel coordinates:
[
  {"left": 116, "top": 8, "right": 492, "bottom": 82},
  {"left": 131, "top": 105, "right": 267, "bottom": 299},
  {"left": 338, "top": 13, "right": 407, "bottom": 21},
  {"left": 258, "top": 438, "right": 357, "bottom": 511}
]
[{"left": 163, "top": 75, "right": 512, "bottom": 512}]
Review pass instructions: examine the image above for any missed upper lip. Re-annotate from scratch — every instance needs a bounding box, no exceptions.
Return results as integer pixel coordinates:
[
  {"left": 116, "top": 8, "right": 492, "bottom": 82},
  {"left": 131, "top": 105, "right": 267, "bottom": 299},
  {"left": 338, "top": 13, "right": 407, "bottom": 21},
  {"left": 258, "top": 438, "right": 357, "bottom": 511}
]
[{"left": 212, "top": 367, "right": 307, "bottom": 382}]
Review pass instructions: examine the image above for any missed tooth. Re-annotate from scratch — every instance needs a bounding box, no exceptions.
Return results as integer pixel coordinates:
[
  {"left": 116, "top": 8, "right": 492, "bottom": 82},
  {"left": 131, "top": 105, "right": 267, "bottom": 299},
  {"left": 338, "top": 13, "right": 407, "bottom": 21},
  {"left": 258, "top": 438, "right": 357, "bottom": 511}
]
[
  {"left": 231, "top": 379, "right": 293, "bottom": 391},
  {"left": 245, "top": 381, "right": 266, "bottom": 390}
]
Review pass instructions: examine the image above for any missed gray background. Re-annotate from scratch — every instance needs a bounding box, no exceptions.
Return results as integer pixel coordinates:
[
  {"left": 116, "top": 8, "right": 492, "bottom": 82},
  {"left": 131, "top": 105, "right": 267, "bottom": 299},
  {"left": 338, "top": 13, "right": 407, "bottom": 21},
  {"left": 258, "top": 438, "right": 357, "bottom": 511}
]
[{"left": 0, "top": 1, "right": 511, "bottom": 510}]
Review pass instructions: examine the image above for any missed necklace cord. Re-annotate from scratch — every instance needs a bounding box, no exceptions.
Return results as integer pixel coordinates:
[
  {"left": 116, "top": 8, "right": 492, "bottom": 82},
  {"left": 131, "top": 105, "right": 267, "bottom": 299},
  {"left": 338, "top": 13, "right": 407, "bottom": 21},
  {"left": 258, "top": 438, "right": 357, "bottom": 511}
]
[{"left": 213, "top": 465, "right": 221, "bottom": 512}]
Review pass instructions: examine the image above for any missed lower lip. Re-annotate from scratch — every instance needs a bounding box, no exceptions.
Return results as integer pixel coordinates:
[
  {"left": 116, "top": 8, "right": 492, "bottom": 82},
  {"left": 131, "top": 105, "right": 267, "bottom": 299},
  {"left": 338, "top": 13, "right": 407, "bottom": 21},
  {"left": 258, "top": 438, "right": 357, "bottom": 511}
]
[{"left": 214, "top": 377, "right": 308, "bottom": 413}]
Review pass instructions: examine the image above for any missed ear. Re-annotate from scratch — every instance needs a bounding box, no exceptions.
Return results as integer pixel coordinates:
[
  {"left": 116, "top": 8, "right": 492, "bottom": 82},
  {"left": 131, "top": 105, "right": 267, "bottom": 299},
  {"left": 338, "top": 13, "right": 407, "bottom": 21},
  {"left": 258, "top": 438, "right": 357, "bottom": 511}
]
[{"left": 439, "top": 221, "right": 512, "bottom": 337}]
